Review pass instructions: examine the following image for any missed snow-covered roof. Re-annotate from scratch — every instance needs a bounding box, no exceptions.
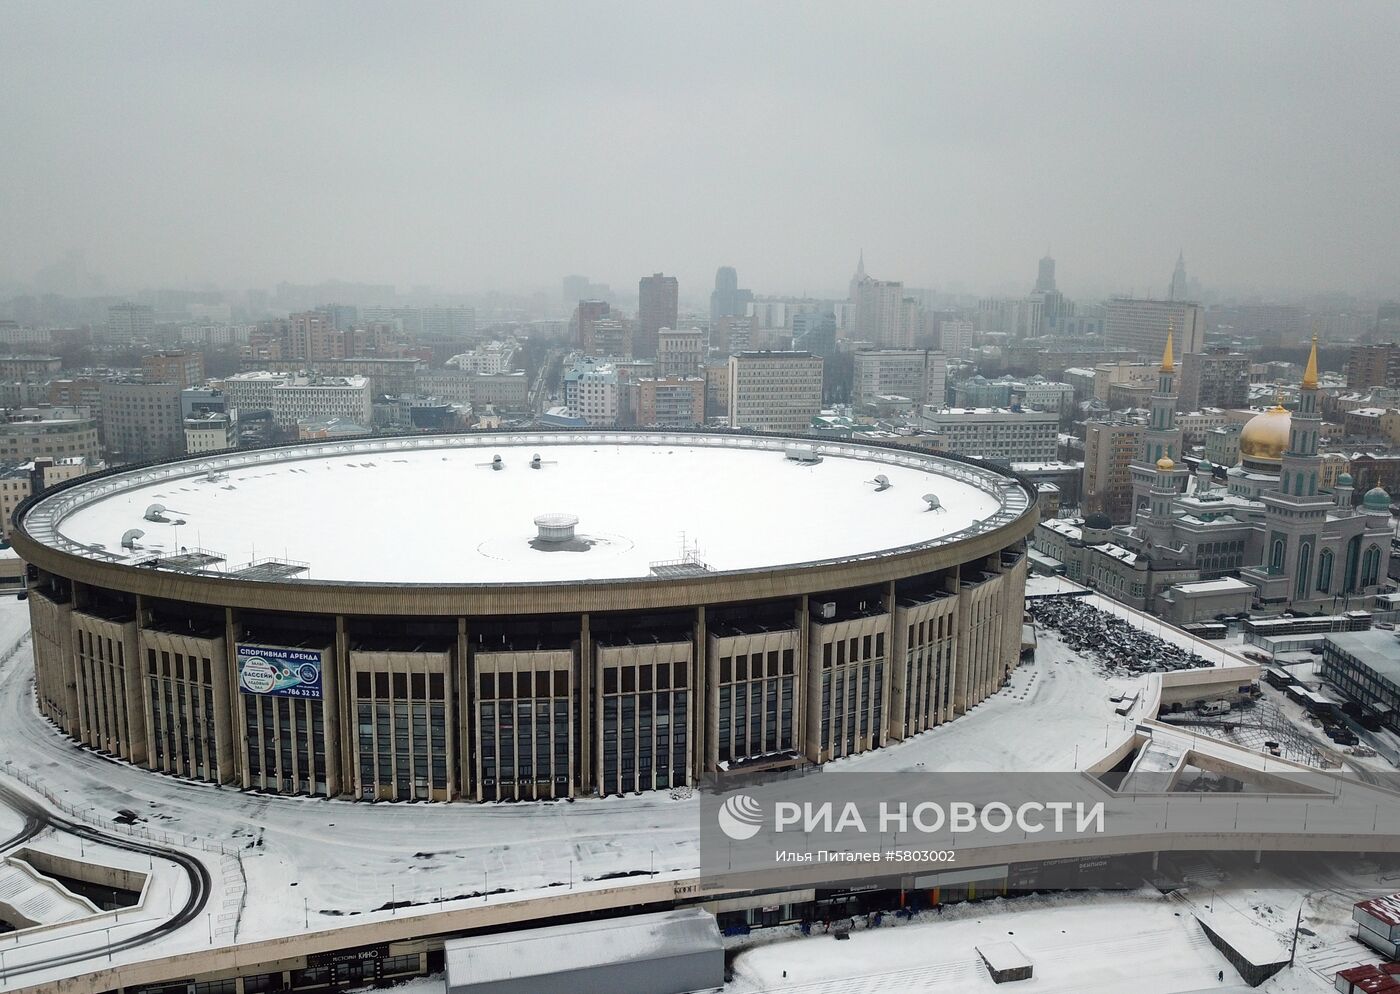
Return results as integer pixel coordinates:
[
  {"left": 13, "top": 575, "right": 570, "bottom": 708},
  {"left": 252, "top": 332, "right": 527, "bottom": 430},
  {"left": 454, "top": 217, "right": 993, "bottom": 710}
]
[
  {"left": 445, "top": 908, "right": 720, "bottom": 984},
  {"left": 1169, "top": 577, "right": 1252, "bottom": 595},
  {"left": 28, "top": 433, "right": 1021, "bottom": 585}
]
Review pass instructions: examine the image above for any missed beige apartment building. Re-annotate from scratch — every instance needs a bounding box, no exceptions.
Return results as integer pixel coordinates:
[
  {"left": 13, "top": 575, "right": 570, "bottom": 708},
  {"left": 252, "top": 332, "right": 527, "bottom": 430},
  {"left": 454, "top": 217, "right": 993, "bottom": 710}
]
[{"left": 727, "top": 351, "right": 824, "bottom": 432}]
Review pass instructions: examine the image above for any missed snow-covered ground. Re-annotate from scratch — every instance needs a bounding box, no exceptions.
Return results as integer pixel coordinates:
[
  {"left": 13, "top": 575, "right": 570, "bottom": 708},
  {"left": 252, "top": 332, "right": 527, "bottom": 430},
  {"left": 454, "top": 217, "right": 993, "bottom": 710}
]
[
  {"left": 0, "top": 595, "right": 1140, "bottom": 947},
  {"left": 4, "top": 584, "right": 1391, "bottom": 994},
  {"left": 828, "top": 633, "right": 1143, "bottom": 773},
  {"left": 728, "top": 851, "right": 1400, "bottom": 994}
]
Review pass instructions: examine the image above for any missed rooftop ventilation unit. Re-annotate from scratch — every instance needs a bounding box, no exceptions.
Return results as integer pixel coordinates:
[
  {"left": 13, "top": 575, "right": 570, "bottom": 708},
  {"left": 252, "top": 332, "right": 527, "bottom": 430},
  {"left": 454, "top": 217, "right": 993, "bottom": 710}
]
[
  {"left": 492, "top": 454, "right": 504, "bottom": 470},
  {"left": 530, "top": 453, "right": 542, "bottom": 469},
  {"left": 143, "top": 503, "right": 168, "bottom": 522},
  {"left": 818, "top": 601, "right": 837, "bottom": 619},
  {"left": 120, "top": 528, "right": 145, "bottom": 550},
  {"left": 870, "top": 474, "right": 891, "bottom": 492},
  {"left": 534, "top": 513, "right": 579, "bottom": 543},
  {"left": 923, "top": 493, "right": 943, "bottom": 512},
  {"left": 785, "top": 445, "right": 822, "bottom": 464}
]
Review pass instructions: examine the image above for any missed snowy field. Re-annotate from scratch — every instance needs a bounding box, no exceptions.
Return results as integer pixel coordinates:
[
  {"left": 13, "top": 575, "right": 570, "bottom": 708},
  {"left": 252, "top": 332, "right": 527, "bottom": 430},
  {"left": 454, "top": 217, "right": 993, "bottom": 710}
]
[{"left": 48, "top": 441, "right": 1006, "bottom": 582}]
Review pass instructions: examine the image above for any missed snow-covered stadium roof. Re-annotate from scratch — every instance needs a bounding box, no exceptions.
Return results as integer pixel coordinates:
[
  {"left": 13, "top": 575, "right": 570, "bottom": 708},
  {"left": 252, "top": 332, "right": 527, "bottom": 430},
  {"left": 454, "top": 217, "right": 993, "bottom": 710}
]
[{"left": 22, "top": 432, "right": 1027, "bottom": 585}]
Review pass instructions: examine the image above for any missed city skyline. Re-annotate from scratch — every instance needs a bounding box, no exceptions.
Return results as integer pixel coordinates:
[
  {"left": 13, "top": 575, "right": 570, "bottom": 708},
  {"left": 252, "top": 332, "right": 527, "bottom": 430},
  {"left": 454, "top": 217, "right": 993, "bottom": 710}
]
[{"left": 3, "top": 3, "right": 1399, "bottom": 301}]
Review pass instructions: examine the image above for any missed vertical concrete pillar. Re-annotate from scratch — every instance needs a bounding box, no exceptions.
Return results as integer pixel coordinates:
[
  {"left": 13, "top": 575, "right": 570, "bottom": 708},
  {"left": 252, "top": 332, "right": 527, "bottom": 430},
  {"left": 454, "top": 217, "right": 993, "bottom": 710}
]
[{"left": 579, "top": 612, "right": 593, "bottom": 795}]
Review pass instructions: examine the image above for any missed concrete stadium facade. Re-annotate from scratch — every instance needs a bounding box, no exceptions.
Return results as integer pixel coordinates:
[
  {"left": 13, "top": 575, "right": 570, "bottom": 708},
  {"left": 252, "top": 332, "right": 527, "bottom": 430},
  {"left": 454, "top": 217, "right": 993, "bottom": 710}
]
[{"left": 11, "top": 431, "right": 1036, "bottom": 804}]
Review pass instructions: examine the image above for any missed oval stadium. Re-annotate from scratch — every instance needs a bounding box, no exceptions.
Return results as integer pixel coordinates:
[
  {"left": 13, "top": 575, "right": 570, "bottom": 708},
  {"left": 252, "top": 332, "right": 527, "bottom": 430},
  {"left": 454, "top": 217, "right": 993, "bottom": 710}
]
[{"left": 11, "top": 430, "right": 1035, "bottom": 803}]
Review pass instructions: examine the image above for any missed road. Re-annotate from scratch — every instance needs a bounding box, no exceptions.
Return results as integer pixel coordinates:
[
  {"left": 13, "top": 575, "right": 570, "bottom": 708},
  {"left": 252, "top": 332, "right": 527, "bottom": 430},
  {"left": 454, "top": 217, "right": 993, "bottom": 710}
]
[{"left": 0, "top": 778, "right": 213, "bottom": 983}]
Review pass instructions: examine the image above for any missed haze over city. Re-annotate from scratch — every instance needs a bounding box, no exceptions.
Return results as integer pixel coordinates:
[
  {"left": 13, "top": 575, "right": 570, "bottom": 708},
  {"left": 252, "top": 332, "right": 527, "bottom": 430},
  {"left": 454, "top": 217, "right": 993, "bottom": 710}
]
[
  {"left": 7, "top": 5, "right": 1400, "bottom": 994},
  {"left": 3, "top": 2, "right": 1399, "bottom": 300}
]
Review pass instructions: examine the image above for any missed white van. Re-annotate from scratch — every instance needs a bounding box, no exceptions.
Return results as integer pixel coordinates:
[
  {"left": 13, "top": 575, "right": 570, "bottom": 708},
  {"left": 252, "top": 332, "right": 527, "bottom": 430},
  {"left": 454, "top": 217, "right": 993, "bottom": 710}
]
[{"left": 1197, "top": 699, "right": 1232, "bottom": 717}]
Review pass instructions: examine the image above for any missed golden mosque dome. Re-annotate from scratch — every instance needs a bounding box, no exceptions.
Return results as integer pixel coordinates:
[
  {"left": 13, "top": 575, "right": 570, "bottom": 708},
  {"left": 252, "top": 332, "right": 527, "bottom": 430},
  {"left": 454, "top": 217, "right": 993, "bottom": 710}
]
[
  {"left": 1239, "top": 406, "right": 1291, "bottom": 463},
  {"left": 1156, "top": 456, "right": 1175, "bottom": 471}
]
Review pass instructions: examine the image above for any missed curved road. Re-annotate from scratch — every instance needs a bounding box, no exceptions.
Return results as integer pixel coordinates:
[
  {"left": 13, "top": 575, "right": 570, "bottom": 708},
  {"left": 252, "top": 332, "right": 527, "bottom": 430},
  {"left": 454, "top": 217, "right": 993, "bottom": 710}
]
[{"left": 0, "top": 779, "right": 213, "bottom": 980}]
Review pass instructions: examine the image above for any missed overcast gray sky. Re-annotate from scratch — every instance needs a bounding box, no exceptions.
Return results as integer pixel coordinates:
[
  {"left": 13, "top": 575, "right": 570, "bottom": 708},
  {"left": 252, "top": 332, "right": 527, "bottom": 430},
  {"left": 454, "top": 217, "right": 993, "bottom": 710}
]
[{"left": 3, "top": 2, "right": 1398, "bottom": 301}]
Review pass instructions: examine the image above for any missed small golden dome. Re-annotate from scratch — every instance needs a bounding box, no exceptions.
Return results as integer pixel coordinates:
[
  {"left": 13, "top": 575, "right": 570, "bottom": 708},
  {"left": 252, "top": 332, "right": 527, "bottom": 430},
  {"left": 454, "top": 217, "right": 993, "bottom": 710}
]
[
  {"left": 1156, "top": 456, "right": 1175, "bottom": 471},
  {"left": 1239, "top": 406, "right": 1291, "bottom": 463}
]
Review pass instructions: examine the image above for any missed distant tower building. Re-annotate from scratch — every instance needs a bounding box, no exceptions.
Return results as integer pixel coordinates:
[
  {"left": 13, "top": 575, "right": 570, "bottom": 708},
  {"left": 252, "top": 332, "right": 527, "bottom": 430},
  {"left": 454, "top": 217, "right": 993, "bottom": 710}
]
[
  {"left": 562, "top": 274, "right": 590, "bottom": 301},
  {"left": 1036, "top": 254, "right": 1057, "bottom": 293},
  {"left": 571, "top": 299, "right": 610, "bottom": 352},
  {"left": 1168, "top": 251, "right": 1189, "bottom": 301},
  {"left": 106, "top": 303, "right": 155, "bottom": 344},
  {"left": 709, "top": 267, "right": 752, "bottom": 325},
  {"left": 792, "top": 311, "right": 837, "bottom": 358},
  {"left": 848, "top": 254, "right": 909, "bottom": 348},
  {"left": 848, "top": 251, "right": 867, "bottom": 306},
  {"left": 636, "top": 273, "right": 678, "bottom": 359}
]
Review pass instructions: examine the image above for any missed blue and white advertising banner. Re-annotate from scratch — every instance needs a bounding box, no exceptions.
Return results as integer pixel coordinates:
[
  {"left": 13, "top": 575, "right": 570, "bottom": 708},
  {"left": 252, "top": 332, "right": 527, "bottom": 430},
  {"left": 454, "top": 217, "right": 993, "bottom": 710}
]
[{"left": 236, "top": 644, "right": 323, "bottom": 699}]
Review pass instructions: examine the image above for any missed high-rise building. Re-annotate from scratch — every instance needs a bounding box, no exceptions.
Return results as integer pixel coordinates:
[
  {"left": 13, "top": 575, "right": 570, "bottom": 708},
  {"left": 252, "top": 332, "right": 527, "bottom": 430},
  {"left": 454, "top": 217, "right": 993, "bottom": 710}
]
[
  {"left": 220, "top": 371, "right": 373, "bottom": 430},
  {"left": 290, "top": 310, "right": 345, "bottom": 361},
  {"left": 588, "top": 318, "right": 631, "bottom": 358},
  {"left": 657, "top": 328, "right": 704, "bottom": 378},
  {"left": 571, "top": 299, "right": 610, "bottom": 352},
  {"left": 636, "top": 273, "right": 678, "bottom": 359},
  {"left": 562, "top": 359, "right": 619, "bottom": 427},
  {"left": 709, "top": 267, "right": 753, "bottom": 325},
  {"left": 1377, "top": 302, "right": 1400, "bottom": 342},
  {"left": 727, "top": 351, "right": 823, "bottom": 432},
  {"left": 938, "top": 319, "right": 975, "bottom": 359},
  {"left": 853, "top": 350, "right": 947, "bottom": 409},
  {"left": 851, "top": 277, "right": 909, "bottom": 348},
  {"left": 106, "top": 303, "right": 155, "bottom": 344},
  {"left": 713, "top": 316, "right": 752, "bottom": 354},
  {"left": 562, "top": 275, "right": 590, "bottom": 302},
  {"left": 1103, "top": 298, "right": 1204, "bottom": 360},
  {"left": 1035, "top": 255, "right": 1056, "bottom": 293},
  {"left": 917, "top": 407, "right": 1059, "bottom": 464},
  {"left": 1178, "top": 347, "right": 1250, "bottom": 412},
  {"left": 141, "top": 350, "right": 206, "bottom": 389},
  {"left": 99, "top": 380, "right": 185, "bottom": 463},
  {"left": 637, "top": 377, "right": 705, "bottom": 427},
  {"left": 1168, "top": 251, "right": 1189, "bottom": 301},
  {"left": 1346, "top": 344, "right": 1400, "bottom": 390},
  {"left": 791, "top": 311, "right": 837, "bottom": 358},
  {"left": 0, "top": 407, "right": 101, "bottom": 465},
  {"left": 1082, "top": 419, "right": 1145, "bottom": 521}
]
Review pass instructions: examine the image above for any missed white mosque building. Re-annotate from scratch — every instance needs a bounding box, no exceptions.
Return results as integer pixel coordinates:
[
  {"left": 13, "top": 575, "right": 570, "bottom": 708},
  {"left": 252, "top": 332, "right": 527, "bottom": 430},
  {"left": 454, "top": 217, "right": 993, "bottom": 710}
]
[{"left": 1036, "top": 333, "right": 1392, "bottom": 618}]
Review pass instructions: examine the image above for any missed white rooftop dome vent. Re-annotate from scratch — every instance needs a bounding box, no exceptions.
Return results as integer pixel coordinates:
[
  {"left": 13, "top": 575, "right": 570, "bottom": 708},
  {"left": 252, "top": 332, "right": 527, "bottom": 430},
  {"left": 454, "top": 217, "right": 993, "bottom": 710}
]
[
  {"left": 534, "top": 513, "right": 580, "bottom": 544},
  {"left": 144, "top": 503, "right": 168, "bottom": 522},
  {"left": 121, "top": 528, "right": 145, "bottom": 549},
  {"left": 923, "top": 493, "right": 943, "bottom": 511},
  {"left": 530, "top": 453, "right": 542, "bottom": 469},
  {"left": 871, "top": 474, "right": 891, "bottom": 492},
  {"left": 491, "top": 454, "right": 504, "bottom": 470}
]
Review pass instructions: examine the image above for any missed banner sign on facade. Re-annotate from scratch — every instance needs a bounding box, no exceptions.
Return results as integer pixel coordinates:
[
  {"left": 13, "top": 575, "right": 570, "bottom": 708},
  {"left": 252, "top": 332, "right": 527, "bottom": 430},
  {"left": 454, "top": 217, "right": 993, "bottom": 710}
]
[{"left": 237, "top": 644, "right": 323, "bottom": 699}]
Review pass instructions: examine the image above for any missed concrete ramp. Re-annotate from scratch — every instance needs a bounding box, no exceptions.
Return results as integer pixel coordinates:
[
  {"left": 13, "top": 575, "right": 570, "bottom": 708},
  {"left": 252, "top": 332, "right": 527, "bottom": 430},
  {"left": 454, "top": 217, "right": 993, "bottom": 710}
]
[
  {"left": 1121, "top": 738, "right": 1187, "bottom": 792},
  {"left": 0, "top": 855, "right": 99, "bottom": 929}
]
